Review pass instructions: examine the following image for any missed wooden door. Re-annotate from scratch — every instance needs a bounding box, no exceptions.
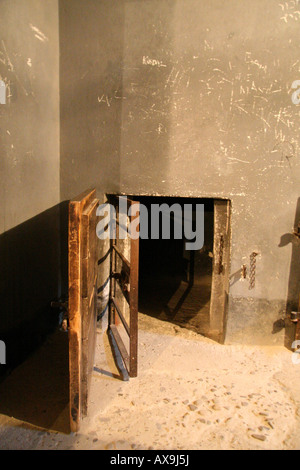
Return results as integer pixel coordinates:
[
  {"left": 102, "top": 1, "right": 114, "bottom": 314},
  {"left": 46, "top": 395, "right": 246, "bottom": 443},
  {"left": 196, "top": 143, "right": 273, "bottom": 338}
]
[
  {"left": 68, "top": 189, "right": 99, "bottom": 432},
  {"left": 108, "top": 196, "right": 139, "bottom": 378}
]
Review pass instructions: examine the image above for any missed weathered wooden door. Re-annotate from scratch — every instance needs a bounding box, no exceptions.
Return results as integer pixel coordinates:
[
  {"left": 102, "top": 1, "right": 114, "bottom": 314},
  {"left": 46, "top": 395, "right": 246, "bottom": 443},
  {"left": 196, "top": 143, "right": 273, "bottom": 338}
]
[
  {"left": 108, "top": 196, "right": 139, "bottom": 378},
  {"left": 68, "top": 189, "right": 99, "bottom": 432}
]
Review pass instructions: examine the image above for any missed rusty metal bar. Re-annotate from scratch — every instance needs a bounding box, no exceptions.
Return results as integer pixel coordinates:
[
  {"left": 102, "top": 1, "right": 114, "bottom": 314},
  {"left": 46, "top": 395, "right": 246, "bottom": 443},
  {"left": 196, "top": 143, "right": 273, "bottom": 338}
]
[
  {"left": 112, "top": 244, "right": 130, "bottom": 270},
  {"left": 108, "top": 195, "right": 139, "bottom": 379},
  {"left": 115, "top": 277, "right": 130, "bottom": 304},
  {"left": 115, "top": 219, "right": 128, "bottom": 234},
  {"left": 109, "top": 325, "right": 130, "bottom": 372},
  {"left": 111, "top": 296, "right": 130, "bottom": 336}
]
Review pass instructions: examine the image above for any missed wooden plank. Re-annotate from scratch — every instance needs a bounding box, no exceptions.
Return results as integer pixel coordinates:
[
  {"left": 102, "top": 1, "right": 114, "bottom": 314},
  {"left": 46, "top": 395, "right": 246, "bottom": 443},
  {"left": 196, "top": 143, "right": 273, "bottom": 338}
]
[
  {"left": 81, "top": 284, "right": 97, "bottom": 415},
  {"left": 68, "top": 189, "right": 98, "bottom": 432},
  {"left": 68, "top": 200, "right": 82, "bottom": 432},
  {"left": 81, "top": 198, "right": 99, "bottom": 416},
  {"left": 112, "top": 244, "right": 130, "bottom": 270},
  {"left": 129, "top": 200, "right": 139, "bottom": 378},
  {"left": 71, "top": 188, "right": 96, "bottom": 207},
  {"left": 111, "top": 296, "right": 130, "bottom": 336},
  {"left": 82, "top": 199, "right": 99, "bottom": 298}
]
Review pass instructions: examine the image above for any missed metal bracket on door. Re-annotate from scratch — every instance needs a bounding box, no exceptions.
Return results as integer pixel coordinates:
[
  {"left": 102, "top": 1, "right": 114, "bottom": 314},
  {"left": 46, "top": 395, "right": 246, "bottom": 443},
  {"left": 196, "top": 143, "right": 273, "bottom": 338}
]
[
  {"left": 290, "top": 311, "right": 300, "bottom": 323},
  {"left": 111, "top": 270, "right": 130, "bottom": 293}
]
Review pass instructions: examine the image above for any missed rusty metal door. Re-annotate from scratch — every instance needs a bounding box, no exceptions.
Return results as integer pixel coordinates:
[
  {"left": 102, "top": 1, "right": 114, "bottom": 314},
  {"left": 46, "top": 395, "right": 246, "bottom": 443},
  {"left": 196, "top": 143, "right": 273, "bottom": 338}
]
[
  {"left": 108, "top": 196, "right": 139, "bottom": 378},
  {"left": 68, "top": 189, "right": 99, "bottom": 432}
]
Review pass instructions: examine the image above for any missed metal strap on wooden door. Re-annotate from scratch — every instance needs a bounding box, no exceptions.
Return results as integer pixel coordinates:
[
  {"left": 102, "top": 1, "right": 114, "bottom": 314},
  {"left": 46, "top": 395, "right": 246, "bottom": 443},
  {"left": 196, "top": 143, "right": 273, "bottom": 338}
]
[{"left": 109, "top": 196, "right": 139, "bottom": 378}]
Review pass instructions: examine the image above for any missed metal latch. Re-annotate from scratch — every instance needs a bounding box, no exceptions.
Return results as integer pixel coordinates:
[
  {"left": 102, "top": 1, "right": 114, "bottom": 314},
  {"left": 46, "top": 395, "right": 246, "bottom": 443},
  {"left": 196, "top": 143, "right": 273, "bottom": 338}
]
[
  {"left": 111, "top": 270, "right": 130, "bottom": 293},
  {"left": 293, "top": 222, "right": 300, "bottom": 238},
  {"left": 290, "top": 311, "right": 300, "bottom": 323}
]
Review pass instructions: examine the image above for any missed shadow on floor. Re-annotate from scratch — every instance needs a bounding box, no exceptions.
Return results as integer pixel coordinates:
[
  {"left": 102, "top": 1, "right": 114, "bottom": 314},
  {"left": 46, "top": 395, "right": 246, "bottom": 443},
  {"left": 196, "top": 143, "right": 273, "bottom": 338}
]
[
  {"left": 0, "top": 201, "right": 70, "bottom": 378},
  {"left": 137, "top": 198, "right": 214, "bottom": 336},
  {"left": 139, "top": 271, "right": 212, "bottom": 336},
  {"left": 0, "top": 330, "right": 70, "bottom": 434}
]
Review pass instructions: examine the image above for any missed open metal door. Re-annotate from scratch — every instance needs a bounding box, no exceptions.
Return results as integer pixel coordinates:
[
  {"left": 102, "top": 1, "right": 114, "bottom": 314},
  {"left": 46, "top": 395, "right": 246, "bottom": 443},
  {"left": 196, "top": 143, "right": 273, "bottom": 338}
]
[
  {"left": 108, "top": 196, "right": 139, "bottom": 378},
  {"left": 68, "top": 189, "right": 99, "bottom": 432}
]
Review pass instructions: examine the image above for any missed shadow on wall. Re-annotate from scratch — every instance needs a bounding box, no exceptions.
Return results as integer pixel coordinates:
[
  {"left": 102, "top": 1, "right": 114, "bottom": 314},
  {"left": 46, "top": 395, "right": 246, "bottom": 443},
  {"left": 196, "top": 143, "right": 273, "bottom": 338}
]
[
  {"left": 0, "top": 202, "right": 71, "bottom": 433},
  {"left": 278, "top": 197, "right": 300, "bottom": 348},
  {"left": 0, "top": 203, "right": 68, "bottom": 379}
]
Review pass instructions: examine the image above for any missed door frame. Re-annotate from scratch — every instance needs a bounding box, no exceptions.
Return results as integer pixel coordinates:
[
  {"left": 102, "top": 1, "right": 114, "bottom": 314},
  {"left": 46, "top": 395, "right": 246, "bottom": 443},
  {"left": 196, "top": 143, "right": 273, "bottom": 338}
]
[
  {"left": 209, "top": 199, "right": 232, "bottom": 343},
  {"left": 106, "top": 194, "right": 231, "bottom": 345}
]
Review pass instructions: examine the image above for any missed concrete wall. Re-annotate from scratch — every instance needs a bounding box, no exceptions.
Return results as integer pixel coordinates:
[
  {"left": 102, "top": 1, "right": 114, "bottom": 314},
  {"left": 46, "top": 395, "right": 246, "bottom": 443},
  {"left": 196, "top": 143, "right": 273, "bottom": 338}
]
[
  {"left": 60, "top": 0, "right": 300, "bottom": 345},
  {"left": 0, "top": 0, "right": 298, "bottom": 354},
  {"left": 0, "top": 0, "right": 60, "bottom": 373},
  {"left": 0, "top": 0, "right": 60, "bottom": 233},
  {"left": 59, "top": 0, "right": 125, "bottom": 198}
]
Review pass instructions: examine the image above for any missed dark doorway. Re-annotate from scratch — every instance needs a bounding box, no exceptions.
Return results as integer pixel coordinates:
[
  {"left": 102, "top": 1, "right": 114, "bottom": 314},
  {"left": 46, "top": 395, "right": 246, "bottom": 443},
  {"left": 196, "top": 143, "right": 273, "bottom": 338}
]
[{"left": 135, "top": 196, "right": 214, "bottom": 336}]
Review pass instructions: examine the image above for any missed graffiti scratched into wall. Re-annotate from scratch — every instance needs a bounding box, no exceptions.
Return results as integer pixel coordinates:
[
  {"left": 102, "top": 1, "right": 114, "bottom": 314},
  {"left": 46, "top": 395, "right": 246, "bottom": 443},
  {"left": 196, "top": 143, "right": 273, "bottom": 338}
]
[
  {"left": 0, "top": 80, "right": 6, "bottom": 104},
  {"left": 292, "top": 80, "right": 300, "bottom": 105}
]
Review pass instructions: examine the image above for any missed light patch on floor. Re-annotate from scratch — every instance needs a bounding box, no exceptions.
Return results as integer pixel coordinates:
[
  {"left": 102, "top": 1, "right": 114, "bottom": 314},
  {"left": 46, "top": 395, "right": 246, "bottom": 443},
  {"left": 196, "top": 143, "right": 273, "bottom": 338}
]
[{"left": 0, "top": 313, "right": 300, "bottom": 450}]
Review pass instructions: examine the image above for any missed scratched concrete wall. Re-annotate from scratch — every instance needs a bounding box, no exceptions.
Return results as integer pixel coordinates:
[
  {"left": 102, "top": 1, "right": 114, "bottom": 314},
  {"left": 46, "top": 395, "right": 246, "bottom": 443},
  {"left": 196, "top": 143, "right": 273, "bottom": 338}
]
[
  {"left": 0, "top": 0, "right": 60, "bottom": 233},
  {"left": 60, "top": 0, "right": 300, "bottom": 345},
  {"left": 0, "top": 0, "right": 61, "bottom": 373},
  {"left": 59, "top": 0, "right": 125, "bottom": 198}
]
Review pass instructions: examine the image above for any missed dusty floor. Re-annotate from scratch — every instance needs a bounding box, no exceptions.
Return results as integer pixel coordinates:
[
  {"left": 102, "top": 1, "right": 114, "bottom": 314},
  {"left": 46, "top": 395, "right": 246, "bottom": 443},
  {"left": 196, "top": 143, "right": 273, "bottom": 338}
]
[{"left": 0, "top": 312, "right": 300, "bottom": 450}]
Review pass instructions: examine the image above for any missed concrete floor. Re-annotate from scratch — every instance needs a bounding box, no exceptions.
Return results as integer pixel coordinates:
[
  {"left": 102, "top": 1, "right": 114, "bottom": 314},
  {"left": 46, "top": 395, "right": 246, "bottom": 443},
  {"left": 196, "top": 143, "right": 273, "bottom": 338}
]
[{"left": 0, "top": 310, "right": 300, "bottom": 450}]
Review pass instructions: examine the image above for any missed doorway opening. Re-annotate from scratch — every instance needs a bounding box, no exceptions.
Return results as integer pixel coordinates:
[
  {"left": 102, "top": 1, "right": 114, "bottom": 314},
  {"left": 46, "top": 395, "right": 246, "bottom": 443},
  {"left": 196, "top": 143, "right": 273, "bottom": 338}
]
[
  {"left": 65, "top": 189, "right": 231, "bottom": 430},
  {"left": 103, "top": 193, "right": 231, "bottom": 384},
  {"left": 134, "top": 196, "right": 214, "bottom": 337}
]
